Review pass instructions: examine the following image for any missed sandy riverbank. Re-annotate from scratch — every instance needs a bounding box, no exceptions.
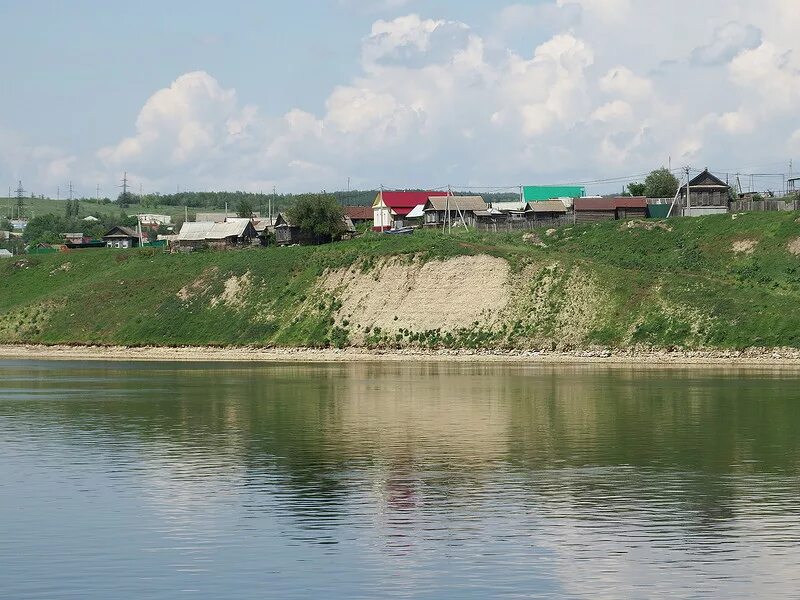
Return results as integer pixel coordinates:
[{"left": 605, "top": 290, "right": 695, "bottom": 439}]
[{"left": 3, "top": 344, "right": 800, "bottom": 367}]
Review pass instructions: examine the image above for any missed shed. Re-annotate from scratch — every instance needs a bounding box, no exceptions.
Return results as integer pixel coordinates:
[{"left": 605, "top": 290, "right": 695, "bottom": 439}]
[
  {"left": 0, "top": 249, "right": 12, "bottom": 258},
  {"left": 680, "top": 169, "right": 730, "bottom": 207},
  {"left": 102, "top": 226, "right": 140, "bottom": 249},
  {"left": 372, "top": 191, "right": 448, "bottom": 231},
  {"left": 423, "top": 196, "right": 487, "bottom": 227}
]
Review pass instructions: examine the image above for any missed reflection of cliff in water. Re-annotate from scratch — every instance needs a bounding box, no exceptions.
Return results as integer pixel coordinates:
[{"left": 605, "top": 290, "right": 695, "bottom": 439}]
[{"left": 4, "top": 360, "right": 800, "bottom": 529}]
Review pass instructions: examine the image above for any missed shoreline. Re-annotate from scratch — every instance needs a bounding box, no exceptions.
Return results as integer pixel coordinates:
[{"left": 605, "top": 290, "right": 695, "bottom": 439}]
[{"left": 3, "top": 344, "right": 800, "bottom": 367}]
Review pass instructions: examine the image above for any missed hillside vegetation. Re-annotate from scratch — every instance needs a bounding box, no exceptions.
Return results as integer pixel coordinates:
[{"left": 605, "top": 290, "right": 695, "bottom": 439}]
[{"left": 3, "top": 212, "right": 800, "bottom": 351}]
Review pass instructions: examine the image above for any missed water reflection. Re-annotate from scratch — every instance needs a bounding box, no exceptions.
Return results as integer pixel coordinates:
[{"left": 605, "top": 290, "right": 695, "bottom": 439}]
[{"left": 2, "top": 360, "right": 800, "bottom": 598}]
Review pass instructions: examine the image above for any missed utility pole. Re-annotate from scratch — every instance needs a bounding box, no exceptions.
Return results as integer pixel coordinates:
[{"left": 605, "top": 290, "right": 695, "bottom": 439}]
[
  {"left": 119, "top": 171, "right": 129, "bottom": 203},
  {"left": 15, "top": 180, "right": 25, "bottom": 219},
  {"left": 685, "top": 167, "right": 691, "bottom": 213},
  {"left": 271, "top": 186, "right": 276, "bottom": 222},
  {"left": 69, "top": 181, "right": 74, "bottom": 201},
  {"left": 57, "top": 186, "right": 60, "bottom": 201},
  {"left": 96, "top": 184, "right": 100, "bottom": 201}
]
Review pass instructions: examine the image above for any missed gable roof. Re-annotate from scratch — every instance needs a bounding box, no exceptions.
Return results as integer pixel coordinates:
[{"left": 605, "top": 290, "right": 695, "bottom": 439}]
[
  {"left": 343, "top": 206, "right": 373, "bottom": 220},
  {"left": 525, "top": 200, "right": 567, "bottom": 213},
  {"left": 574, "top": 197, "right": 648, "bottom": 211},
  {"left": 683, "top": 169, "right": 728, "bottom": 190},
  {"left": 103, "top": 226, "right": 138, "bottom": 238},
  {"left": 424, "top": 195, "right": 487, "bottom": 212},
  {"left": 178, "top": 221, "right": 215, "bottom": 241},
  {"left": 205, "top": 220, "right": 256, "bottom": 240},
  {"left": 375, "top": 191, "right": 448, "bottom": 216}
]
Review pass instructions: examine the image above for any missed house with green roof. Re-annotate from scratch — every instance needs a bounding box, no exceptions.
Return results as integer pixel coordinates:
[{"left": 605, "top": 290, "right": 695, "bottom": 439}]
[{"left": 523, "top": 185, "right": 585, "bottom": 202}]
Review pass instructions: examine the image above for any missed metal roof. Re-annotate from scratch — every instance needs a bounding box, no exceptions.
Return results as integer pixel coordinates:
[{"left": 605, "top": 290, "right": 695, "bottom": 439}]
[
  {"left": 205, "top": 220, "right": 253, "bottom": 240},
  {"left": 406, "top": 205, "right": 425, "bottom": 219},
  {"left": 178, "top": 221, "right": 215, "bottom": 241},
  {"left": 425, "top": 196, "right": 487, "bottom": 211}
]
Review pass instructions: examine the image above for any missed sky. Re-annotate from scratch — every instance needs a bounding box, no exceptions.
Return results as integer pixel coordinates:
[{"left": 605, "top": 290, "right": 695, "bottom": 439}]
[{"left": 1, "top": 0, "right": 799, "bottom": 197}]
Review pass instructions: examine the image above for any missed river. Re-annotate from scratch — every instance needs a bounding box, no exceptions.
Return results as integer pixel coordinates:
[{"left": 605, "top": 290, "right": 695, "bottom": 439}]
[{"left": 1, "top": 359, "right": 800, "bottom": 598}]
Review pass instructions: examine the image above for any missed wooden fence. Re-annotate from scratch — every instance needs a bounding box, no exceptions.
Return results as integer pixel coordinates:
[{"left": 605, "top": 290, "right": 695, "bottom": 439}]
[{"left": 475, "top": 215, "right": 573, "bottom": 232}]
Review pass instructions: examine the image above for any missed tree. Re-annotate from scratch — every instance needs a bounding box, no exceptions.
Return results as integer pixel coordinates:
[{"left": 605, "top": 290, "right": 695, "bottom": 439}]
[
  {"left": 627, "top": 182, "right": 646, "bottom": 196},
  {"left": 644, "top": 168, "right": 680, "bottom": 198},
  {"left": 236, "top": 198, "right": 255, "bottom": 218},
  {"left": 1, "top": 218, "right": 12, "bottom": 232},
  {"left": 286, "top": 194, "right": 345, "bottom": 243}
]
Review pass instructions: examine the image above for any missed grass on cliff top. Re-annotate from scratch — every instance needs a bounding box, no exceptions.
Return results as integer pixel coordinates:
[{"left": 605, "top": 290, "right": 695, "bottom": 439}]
[{"left": 2, "top": 211, "right": 800, "bottom": 349}]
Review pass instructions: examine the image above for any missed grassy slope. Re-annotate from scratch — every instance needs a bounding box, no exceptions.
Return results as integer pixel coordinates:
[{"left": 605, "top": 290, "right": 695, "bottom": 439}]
[{"left": 3, "top": 212, "right": 800, "bottom": 350}]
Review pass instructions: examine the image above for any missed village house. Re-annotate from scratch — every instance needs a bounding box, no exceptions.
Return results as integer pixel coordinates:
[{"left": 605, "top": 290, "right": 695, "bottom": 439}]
[
  {"left": 0, "top": 249, "right": 12, "bottom": 259},
  {"left": 204, "top": 219, "right": 258, "bottom": 249},
  {"left": 372, "top": 191, "right": 448, "bottom": 231},
  {"left": 343, "top": 206, "right": 373, "bottom": 227},
  {"left": 574, "top": 197, "right": 648, "bottom": 223},
  {"left": 680, "top": 169, "right": 731, "bottom": 216},
  {"left": 62, "top": 232, "right": 87, "bottom": 245},
  {"left": 175, "top": 219, "right": 257, "bottom": 249},
  {"left": 524, "top": 200, "right": 569, "bottom": 225},
  {"left": 176, "top": 222, "right": 215, "bottom": 249},
  {"left": 423, "top": 196, "right": 487, "bottom": 228},
  {"left": 102, "top": 226, "right": 141, "bottom": 249}
]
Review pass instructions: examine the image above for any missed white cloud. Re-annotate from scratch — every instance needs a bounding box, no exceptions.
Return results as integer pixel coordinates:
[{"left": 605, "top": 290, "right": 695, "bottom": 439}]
[
  {"left": 5, "top": 1, "right": 800, "bottom": 196},
  {"left": 691, "top": 22, "right": 762, "bottom": 66}
]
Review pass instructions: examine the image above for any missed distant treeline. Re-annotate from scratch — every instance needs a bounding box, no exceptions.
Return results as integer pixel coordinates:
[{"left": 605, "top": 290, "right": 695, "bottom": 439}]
[{"left": 125, "top": 190, "right": 522, "bottom": 211}]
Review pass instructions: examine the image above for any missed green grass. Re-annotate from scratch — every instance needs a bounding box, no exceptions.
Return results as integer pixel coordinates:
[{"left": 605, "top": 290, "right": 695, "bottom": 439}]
[{"left": 3, "top": 213, "right": 800, "bottom": 350}]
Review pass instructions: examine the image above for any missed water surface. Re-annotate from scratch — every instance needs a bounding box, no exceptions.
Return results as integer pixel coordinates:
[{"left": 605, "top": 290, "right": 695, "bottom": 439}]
[{"left": 2, "top": 359, "right": 800, "bottom": 598}]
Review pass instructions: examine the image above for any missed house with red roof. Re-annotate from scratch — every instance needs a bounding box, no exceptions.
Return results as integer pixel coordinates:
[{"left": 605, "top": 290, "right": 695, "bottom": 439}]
[{"left": 372, "top": 191, "right": 448, "bottom": 231}]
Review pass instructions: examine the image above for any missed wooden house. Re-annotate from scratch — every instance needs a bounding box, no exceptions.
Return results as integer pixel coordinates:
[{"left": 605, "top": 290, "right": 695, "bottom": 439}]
[
  {"left": 574, "top": 197, "right": 648, "bottom": 223},
  {"left": 204, "top": 219, "right": 258, "bottom": 249},
  {"left": 274, "top": 213, "right": 313, "bottom": 246},
  {"left": 423, "top": 196, "right": 487, "bottom": 228},
  {"left": 372, "top": 191, "right": 448, "bottom": 231},
  {"left": 343, "top": 206, "right": 373, "bottom": 227},
  {"left": 680, "top": 169, "right": 730, "bottom": 207},
  {"left": 524, "top": 200, "right": 568, "bottom": 225},
  {"left": 103, "top": 226, "right": 140, "bottom": 249}
]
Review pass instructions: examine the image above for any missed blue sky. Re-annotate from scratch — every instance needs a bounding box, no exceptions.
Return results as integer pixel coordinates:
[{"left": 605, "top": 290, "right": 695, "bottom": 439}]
[{"left": 1, "top": 1, "right": 798, "bottom": 196}]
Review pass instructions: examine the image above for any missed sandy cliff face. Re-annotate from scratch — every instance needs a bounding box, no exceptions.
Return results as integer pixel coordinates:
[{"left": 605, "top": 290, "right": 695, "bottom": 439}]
[
  {"left": 317, "top": 255, "right": 614, "bottom": 349},
  {"left": 320, "top": 255, "right": 512, "bottom": 343}
]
